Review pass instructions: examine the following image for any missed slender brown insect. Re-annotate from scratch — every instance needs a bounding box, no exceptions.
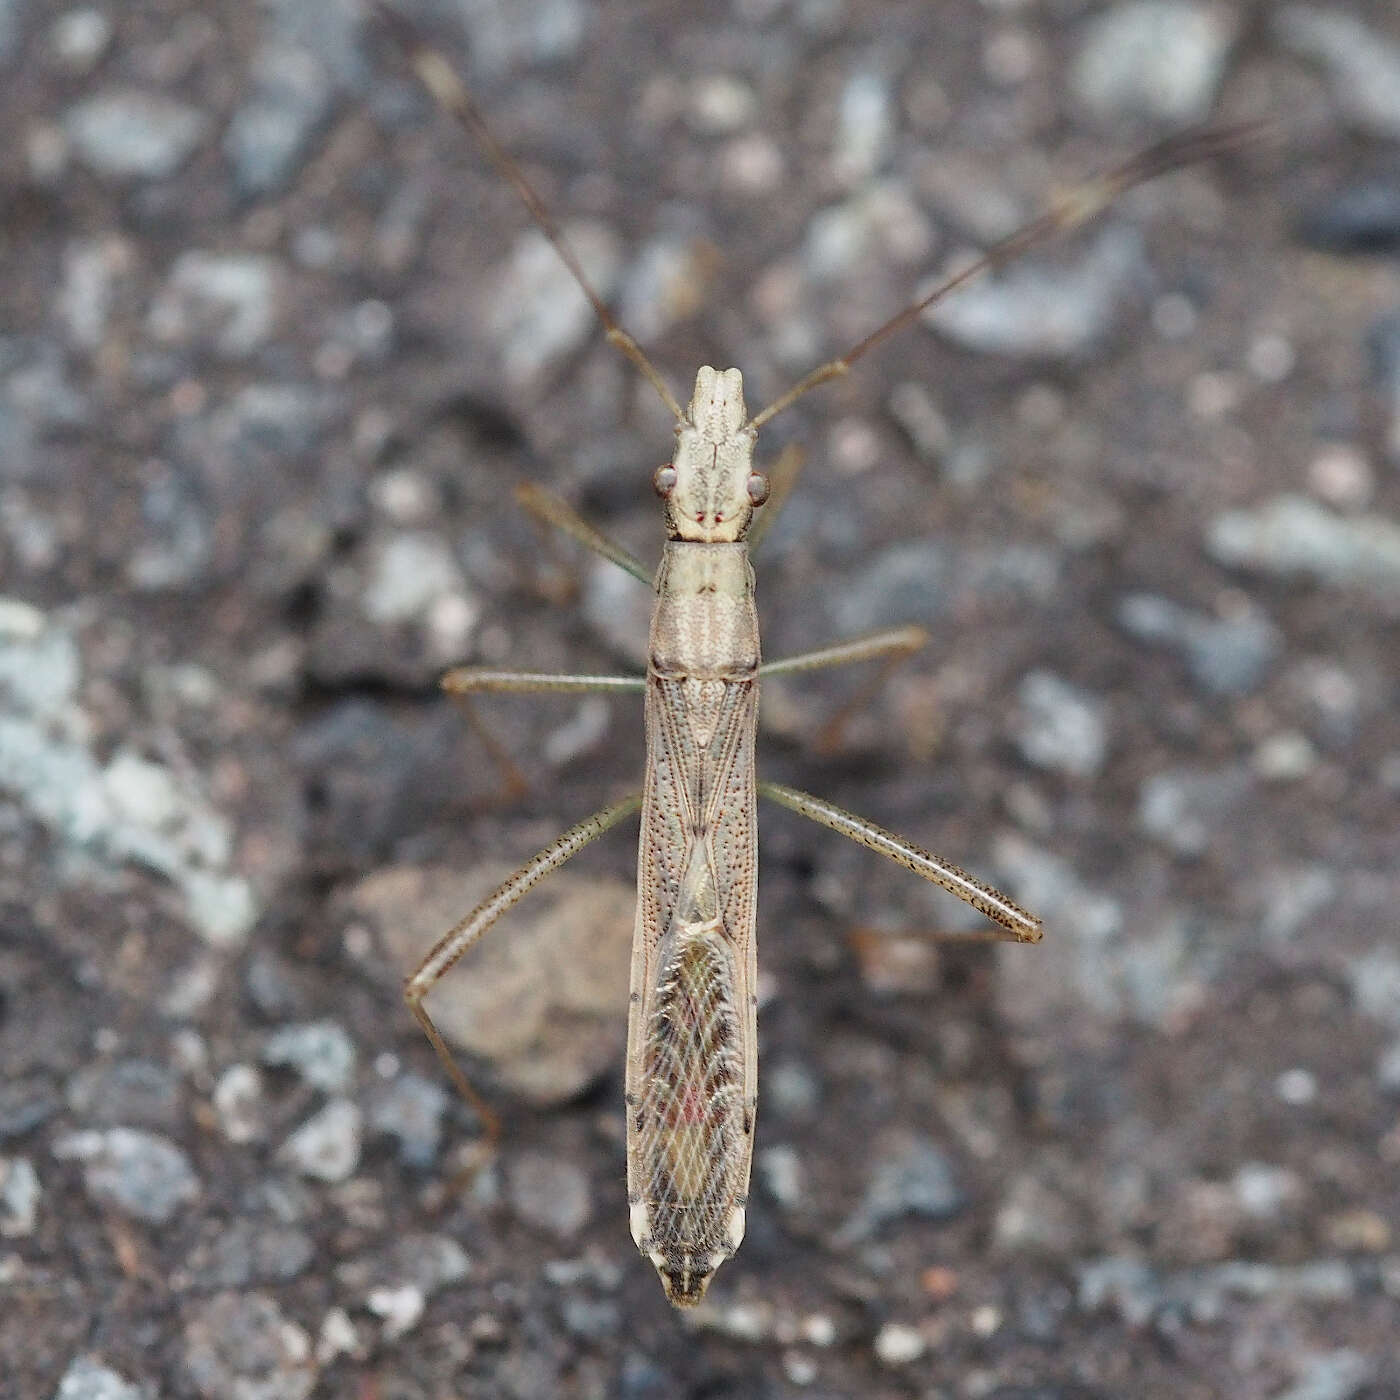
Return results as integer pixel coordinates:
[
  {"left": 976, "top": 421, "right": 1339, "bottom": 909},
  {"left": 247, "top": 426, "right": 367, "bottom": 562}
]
[{"left": 378, "top": 5, "right": 1260, "bottom": 1307}]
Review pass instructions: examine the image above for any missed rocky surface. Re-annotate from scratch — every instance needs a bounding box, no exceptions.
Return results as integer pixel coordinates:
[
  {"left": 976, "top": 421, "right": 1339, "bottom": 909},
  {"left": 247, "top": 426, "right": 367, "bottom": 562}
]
[{"left": 2, "top": 1, "right": 1398, "bottom": 1397}]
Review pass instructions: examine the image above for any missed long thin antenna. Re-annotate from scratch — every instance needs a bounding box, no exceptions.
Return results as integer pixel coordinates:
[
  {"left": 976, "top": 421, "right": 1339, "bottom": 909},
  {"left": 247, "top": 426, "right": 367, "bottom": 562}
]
[
  {"left": 373, "top": 2, "right": 685, "bottom": 421},
  {"left": 748, "top": 121, "right": 1270, "bottom": 431}
]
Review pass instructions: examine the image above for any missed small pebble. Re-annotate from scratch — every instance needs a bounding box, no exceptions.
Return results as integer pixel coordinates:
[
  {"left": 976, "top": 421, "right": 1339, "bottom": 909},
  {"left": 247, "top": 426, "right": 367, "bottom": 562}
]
[
  {"left": 758, "top": 1144, "right": 805, "bottom": 1210},
  {"left": 361, "top": 531, "right": 468, "bottom": 628},
  {"left": 49, "top": 10, "right": 113, "bottom": 72},
  {"left": 1014, "top": 670, "right": 1109, "bottom": 777},
  {"left": 0, "top": 1156, "right": 39, "bottom": 1237},
  {"left": 368, "top": 1072, "right": 448, "bottom": 1169},
  {"left": 52, "top": 1127, "right": 199, "bottom": 1224},
  {"left": 212, "top": 1065, "right": 266, "bottom": 1145},
  {"left": 837, "top": 1133, "right": 964, "bottom": 1244},
  {"left": 506, "top": 1151, "right": 592, "bottom": 1240},
  {"left": 687, "top": 74, "right": 757, "bottom": 135},
  {"left": 1307, "top": 444, "right": 1373, "bottom": 511},
  {"left": 1252, "top": 730, "right": 1317, "bottom": 782},
  {"left": 182, "top": 1291, "right": 315, "bottom": 1400},
  {"left": 1276, "top": 1068, "right": 1318, "bottom": 1106},
  {"left": 277, "top": 1099, "right": 362, "bottom": 1182},
  {"left": 1274, "top": 5, "right": 1400, "bottom": 140},
  {"left": 261, "top": 1021, "right": 356, "bottom": 1094},
  {"left": 367, "top": 1283, "right": 425, "bottom": 1340},
  {"left": 1205, "top": 494, "right": 1400, "bottom": 597},
  {"left": 64, "top": 89, "right": 208, "bottom": 179},
  {"left": 924, "top": 226, "right": 1149, "bottom": 361},
  {"left": 147, "top": 253, "right": 279, "bottom": 358},
  {"left": 52, "top": 1356, "right": 146, "bottom": 1400},
  {"left": 1071, "top": 1, "right": 1234, "bottom": 124},
  {"left": 873, "top": 1321, "right": 926, "bottom": 1365}
]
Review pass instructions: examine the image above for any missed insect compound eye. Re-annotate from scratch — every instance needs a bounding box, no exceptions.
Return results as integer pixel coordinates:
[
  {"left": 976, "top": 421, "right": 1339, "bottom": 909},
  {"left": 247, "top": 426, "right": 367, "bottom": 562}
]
[
  {"left": 746, "top": 472, "right": 770, "bottom": 507},
  {"left": 652, "top": 464, "right": 677, "bottom": 497}
]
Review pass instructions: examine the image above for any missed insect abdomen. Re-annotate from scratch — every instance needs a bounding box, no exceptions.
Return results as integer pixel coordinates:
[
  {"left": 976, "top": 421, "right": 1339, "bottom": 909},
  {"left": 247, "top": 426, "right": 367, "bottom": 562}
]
[{"left": 629, "top": 924, "right": 749, "bottom": 1306}]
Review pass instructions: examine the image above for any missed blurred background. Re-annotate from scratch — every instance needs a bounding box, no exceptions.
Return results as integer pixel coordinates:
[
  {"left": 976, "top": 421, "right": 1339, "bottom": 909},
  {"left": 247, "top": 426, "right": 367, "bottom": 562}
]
[{"left": 2, "top": 1, "right": 1398, "bottom": 1396}]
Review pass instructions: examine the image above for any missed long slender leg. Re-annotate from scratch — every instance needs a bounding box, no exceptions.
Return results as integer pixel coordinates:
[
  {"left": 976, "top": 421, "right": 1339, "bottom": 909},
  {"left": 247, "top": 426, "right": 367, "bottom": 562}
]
[
  {"left": 516, "top": 482, "right": 652, "bottom": 584},
  {"left": 746, "top": 443, "right": 806, "bottom": 555},
  {"left": 440, "top": 670, "right": 644, "bottom": 798},
  {"left": 757, "top": 780, "right": 1041, "bottom": 943},
  {"left": 760, "top": 624, "right": 928, "bottom": 679},
  {"left": 442, "top": 669, "right": 645, "bottom": 696},
  {"left": 761, "top": 624, "right": 929, "bottom": 752},
  {"left": 405, "top": 792, "right": 644, "bottom": 1144}
]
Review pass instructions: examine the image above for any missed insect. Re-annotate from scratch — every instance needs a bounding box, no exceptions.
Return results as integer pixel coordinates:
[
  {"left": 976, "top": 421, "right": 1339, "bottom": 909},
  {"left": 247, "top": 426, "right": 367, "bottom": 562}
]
[{"left": 378, "top": 6, "right": 1259, "bottom": 1307}]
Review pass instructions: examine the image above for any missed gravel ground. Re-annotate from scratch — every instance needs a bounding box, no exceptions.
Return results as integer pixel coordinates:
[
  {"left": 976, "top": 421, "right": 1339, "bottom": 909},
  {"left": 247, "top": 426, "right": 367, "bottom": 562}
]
[{"left": 2, "top": 2, "right": 1399, "bottom": 1397}]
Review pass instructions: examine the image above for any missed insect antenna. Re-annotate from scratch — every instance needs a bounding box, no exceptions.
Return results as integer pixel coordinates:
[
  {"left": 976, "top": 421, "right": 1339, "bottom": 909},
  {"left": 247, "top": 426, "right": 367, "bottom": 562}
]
[
  {"left": 373, "top": 1, "right": 685, "bottom": 420},
  {"left": 748, "top": 120, "right": 1272, "bottom": 431}
]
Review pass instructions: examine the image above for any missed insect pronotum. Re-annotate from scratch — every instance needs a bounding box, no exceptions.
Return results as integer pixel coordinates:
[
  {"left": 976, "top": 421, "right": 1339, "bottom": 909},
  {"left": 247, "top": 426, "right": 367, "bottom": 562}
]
[{"left": 379, "top": 6, "right": 1259, "bottom": 1307}]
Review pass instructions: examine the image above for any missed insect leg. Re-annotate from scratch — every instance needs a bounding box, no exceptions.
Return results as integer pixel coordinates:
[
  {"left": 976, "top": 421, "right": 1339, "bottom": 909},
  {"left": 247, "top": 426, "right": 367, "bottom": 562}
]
[
  {"left": 760, "top": 624, "right": 928, "bottom": 679},
  {"left": 405, "top": 792, "right": 644, "bottom": 1145},
  {"left": 516, "top": 483, "right": 652, "bottom": 584},
  {"left": 442, "top": 670, "right": 645, "bottom": 696},
  {"left": 441, "top": 670, "right": 645, "bottom": 799},
  {"left": 761, "top": 624, "right": 929, "bottom": 752},
  {"left": 757, "top": 780, "right": 1041, "bottom": 943}
]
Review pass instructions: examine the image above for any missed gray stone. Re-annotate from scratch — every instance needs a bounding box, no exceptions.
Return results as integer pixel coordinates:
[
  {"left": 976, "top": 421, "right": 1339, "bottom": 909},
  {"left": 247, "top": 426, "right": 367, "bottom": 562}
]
[
  {"left": 1077, "top": 1256, "right": 1162, "bottom": 1326},
  {"left": 261, "top": 1021, "right": 356, "bottom": 1093},
  {"left": 335, "top": 1231, "right": 470, "bottom": 1298},
  {"left": 64, "top": 90, "right": 208, "bottom": 180},
  {"left": 276, "top": 1098, "right": 362, "bottom": 1182},
  {"left": 1274, "top": 1352, "right": 1374, "bottom": 1400},
  {"left": 361, "top": 531, "right": 469, "bottom": 627},
  {"left": 1377, "top": 1037, "right": 1400, "bottom": 1093},
  {"left": 147, "top": 253, "right": 280, "bottom": 358},
  {"left": 1138, "top": 765, "right": 1252, "bottom": 857},
  {"left": 55, "top": 237, "right": 125, "bottom": 349},
  {"left": 181, "top": 1220, "right": 315, "bottom": 1290},
  {"left": 1298, "top": 180, "right": 1400, "bottom": 256},
  {"left": 1206, "top": 494, "right": 1400, "bottom": 597},
  {"left": 830, "top": 540, "right": 947, "bottom": 634},
  {"left": 443, "top": 0, "right": 586, "bottom": 76},
  {"left": 1346, "top": 947, "right": 1400, "bottom": 1028},
  {"left": 224, "top": 45, "right": 336, "bottom": 197},
  {"left": 0, "top": 0, "right": 27, "bottom": 68},
  {"left": 1275, "top": 6, "right": 1400, "bottom": 140},
  {"left": 924, "top": 225, "right": 1150, "bottom": 361},
  {"left": 0, "top": 606, "right": 258, "bottom": 944},
  {"left": 52, "top": 1357, "right": 149, "bottom": 1400},
  {"left": 506, "top": 1150, "right": 593, "bottom": 1239},
  {"left": 1116, "top": 593, "right": 1281, "bottom": 696},
  {"left": 837, "top": 1132, "right": 964, "bottom": 1244},
  {"left": 1072, "top": 2, "right": 1234, "bottom": 124},
  {"left": 355, "top": 864, "right": 634, "bottom": 1107},
  {"left": 0, "top": 1075, "right": 60, "bottom": 1141},
  {"left": 833, "top": 68, "right": 893, "bottom": 182},
  {"left": 562, "top": 1297, "right": 622, "bottom": 1340},
  {"left": 48, "top": 10, "right": 113, "bottom": 73},
  {"left": 66, "top": 1059, "right": 182, "bottom": 1129},
  {"left": 994, "top": 1168, "right": 1085, "bottom": 1255},
  {"left": 1014, "top": 670, "right": 1109, "bottom": 777},
  {"left": 52, "top": 1127, "right": 199, "bottom": 1224},
  {"left": 181, "top": 1292, "right": 315, "bottom": 1400},
  {"left": 368, "top": 1072, "right": 448, "bottom": 1168},
  {"left": 125, "top": 469, "right": 212, "bottom": 591},
  {"left": 0, "top": 1155, "right": 39, "bottom": 1237},
  {"left": 489, "top": 222, "right": 621, "bottom": 385}
]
